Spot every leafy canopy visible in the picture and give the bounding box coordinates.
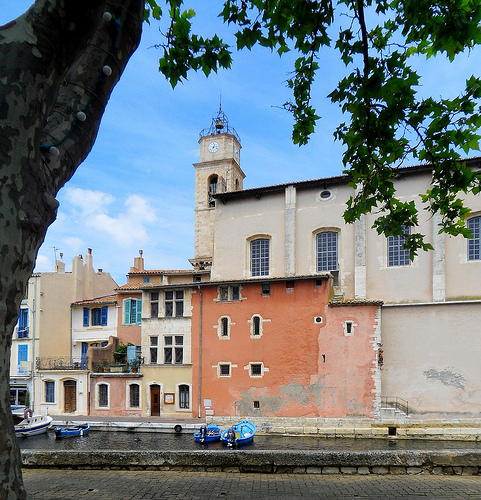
[147,0,481,256]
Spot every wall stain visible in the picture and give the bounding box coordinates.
[424,368,466,390]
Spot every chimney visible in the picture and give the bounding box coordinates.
[55,252,65,273]
[130,249,145,273]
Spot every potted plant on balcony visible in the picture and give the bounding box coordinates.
[129,358,141,373]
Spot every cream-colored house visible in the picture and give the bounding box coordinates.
[193,108,481,419]
[139,268,205,418]
[10,249,117,415]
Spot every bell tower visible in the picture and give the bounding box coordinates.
[191,107,245,270]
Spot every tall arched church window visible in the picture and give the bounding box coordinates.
[468,216,481,261]
[316,231,338,272]
[251,238,270,277]
[387,225,411,266]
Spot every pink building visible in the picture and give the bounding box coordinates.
[191,276,382,419]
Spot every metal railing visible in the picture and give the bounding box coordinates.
[36,356,87,371]
[381,396,409,416]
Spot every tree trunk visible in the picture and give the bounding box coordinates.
[0,1,143,497]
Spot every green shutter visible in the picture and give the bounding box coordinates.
[136,299,142,324]
[124,299,131,324]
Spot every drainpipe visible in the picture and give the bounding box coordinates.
[197,285,203,418]
[31,277,37,413]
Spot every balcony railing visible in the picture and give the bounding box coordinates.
[17,327,29,339]
[381,396,409,416]
[36,356,87,371]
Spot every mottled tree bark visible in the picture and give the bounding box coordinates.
[0,1,143,497]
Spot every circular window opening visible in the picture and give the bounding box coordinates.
[320,190,331,199]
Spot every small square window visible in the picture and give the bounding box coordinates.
[250,364,262,376]
[286,281,295,289]
[220,364,230,376]
[253,400,260,409]
[193,274,202,283]
[261,283,270,296]
[143,277,150,283]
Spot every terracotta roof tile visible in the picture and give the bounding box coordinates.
[72,294,117,306]
[329,298,383,306]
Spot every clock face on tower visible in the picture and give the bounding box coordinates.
[208,141,219,153]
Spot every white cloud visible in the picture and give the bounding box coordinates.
[62,188,158,247]
[65,187,115,216]
[63,237,84,253]
[34,254,53,273]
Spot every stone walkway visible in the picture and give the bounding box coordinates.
[23,469,481,499]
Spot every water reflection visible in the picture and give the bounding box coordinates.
[18,431,481,452]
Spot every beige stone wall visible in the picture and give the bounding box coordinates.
[381,301,481,416]
[211,191,286,280]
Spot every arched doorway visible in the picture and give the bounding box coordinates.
[150,384,161,416]
[64,380,77,413]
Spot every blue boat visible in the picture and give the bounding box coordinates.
[220,420,256,447]
[194,424,221,443]
[53,422,89,439]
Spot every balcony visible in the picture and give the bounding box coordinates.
[36,356,87,371]
[17,327,29,339]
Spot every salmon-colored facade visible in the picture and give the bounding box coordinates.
[191,277,382,419]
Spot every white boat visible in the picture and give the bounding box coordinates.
[14,412,53,437]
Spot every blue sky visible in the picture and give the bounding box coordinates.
[3,2,481,284]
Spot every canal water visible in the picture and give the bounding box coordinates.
[18,431,481,452]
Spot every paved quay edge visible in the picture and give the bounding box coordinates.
[21,449,481,475]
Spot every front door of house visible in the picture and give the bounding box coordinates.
[64,380,77,413]
[150,384,161,416]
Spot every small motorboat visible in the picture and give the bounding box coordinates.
[53,422,89,439]
[14,411,53,437]
[194,424,221,443]
[220,420,256,447]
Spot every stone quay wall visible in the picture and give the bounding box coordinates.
[21,450,481,476]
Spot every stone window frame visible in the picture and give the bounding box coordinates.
[95,381,110,410]
[216,316,234,340]
[126,382,141,409]
[248,314,270,339]
[215,362,236,378]
[245,362,269,378]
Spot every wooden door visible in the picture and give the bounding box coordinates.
[64,380,77,413]
[150,384,161,416]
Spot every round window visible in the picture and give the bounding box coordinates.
[320,190,331,199]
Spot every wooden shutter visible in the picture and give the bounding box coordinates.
[124,299,131,324]
[101,306,108,326]
[136,299,142,323]
[83,307,89,327]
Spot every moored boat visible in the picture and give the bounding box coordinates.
[194,423,221,443]
[53,422,90,439]
[14,412,53,437]
[220,420,256,447]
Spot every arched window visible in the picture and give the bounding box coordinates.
[209,174,218,195]
[316,231,338,272]
[387,225,411,266]
[251,238,270,277]
[253,316,261,336]
[468,216,481,260]
[129,384,140,408]
[98,383,108,408]
[178,384,190,409]
[221,317,229,337]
